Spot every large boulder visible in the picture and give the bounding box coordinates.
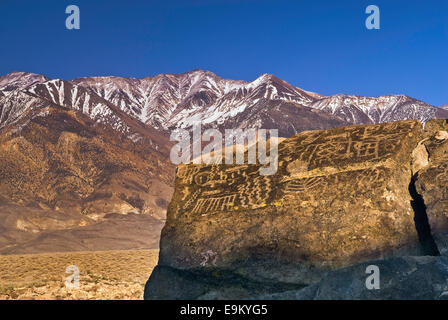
[145,121,426,299]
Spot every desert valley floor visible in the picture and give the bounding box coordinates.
[0,249,159,300]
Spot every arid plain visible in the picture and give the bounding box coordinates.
[0,249,158,300]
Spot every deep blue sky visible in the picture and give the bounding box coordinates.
[0,0,447,105]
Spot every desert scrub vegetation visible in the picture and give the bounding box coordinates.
[0,249,158,300]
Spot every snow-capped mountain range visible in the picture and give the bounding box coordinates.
[1,70,447,143]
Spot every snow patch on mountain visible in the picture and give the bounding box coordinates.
[1,70,447,144]
[308,94,444,124]
[0,72,49,93]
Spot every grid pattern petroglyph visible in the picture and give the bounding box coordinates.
[284,176,326,193]
[191,194,238,214]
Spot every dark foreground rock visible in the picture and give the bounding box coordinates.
[145,121,435,299]
[257,255,448,300]
[144,265,305,300]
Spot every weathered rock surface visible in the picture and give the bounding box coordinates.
[410,119,448,257]
[257,255,448,300]
[415,119,448,236]
[145,120,428,299]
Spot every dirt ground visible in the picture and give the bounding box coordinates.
[0,249,159,300]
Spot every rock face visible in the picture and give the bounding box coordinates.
[414,119,448,248]
[145,120,428,299]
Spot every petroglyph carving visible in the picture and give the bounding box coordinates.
[434,163,448,190]
[285,176,326,193]
[177,122,417,216]
[280,123,415,170]
[282,167,387,201]
[353,138,380,158]
[189,165,259,189]
[177,165,200,184]
[194,171,211,186]
[200,250,217,267]
[180,186,191,201]
[237,176,273,208]
[279,131,322,153]
[356,167,386,186]
[202,190,223,196]
[184,190,202,210]
[191,194,238,214]
[286,159,309,174]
